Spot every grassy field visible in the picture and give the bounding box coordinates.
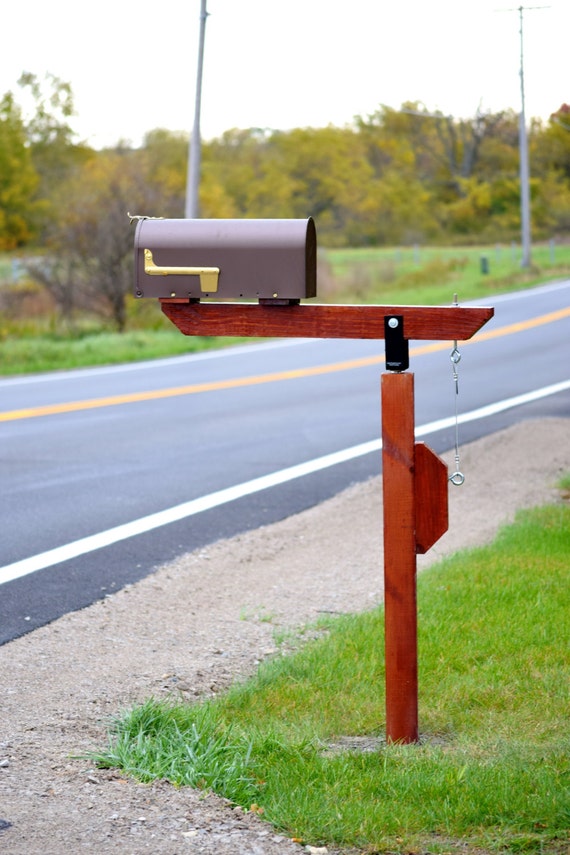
[320,242,570,305]
[95,499,570,854]
[0,242,569,375]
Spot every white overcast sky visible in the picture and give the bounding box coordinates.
[2,1,568,149]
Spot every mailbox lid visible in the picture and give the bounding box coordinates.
[134,217,316,299]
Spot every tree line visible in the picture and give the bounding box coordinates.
[1,73,569,329]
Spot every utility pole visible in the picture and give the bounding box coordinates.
[185,0,209,218]
[518,5,532,268]
[515,5,549,268]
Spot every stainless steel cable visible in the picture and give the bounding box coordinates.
[449,294,465,486]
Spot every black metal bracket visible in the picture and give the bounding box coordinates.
[384,315,409,372]
[258,298,301,306]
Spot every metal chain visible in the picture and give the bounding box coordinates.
[449,294,465,486]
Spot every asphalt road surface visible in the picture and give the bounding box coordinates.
[1,281,569,644]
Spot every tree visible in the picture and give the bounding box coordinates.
[27,134,190,331]
[25,252,85,328]
[0,92,40,248]
[204,128,278,217]
[48,150,149,331]
[205,126,377,245]
[533,105,570,181]
[273,126,374,242]
[138,129,188,215]
[17,72,92,238]
[356,106,441,243]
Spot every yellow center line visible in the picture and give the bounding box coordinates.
[1,306,569,423]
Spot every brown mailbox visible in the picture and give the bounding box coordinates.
[133,217,317,300]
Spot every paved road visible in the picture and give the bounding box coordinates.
[1,281,569,643]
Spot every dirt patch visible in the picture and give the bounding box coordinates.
[1,418,569,854]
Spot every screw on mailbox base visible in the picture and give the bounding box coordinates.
[258,298,301,306]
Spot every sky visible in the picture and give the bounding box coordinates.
[2,0,568,150]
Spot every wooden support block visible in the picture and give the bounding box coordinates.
[414,442,449,554]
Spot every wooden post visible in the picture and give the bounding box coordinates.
[381,372,418,743]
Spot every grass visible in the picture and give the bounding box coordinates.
[0,327,247,375]
[1,241,569,375]
[322,242,570,305]
[94,499,570,854]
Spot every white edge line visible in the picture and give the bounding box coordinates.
[1,379,569,586]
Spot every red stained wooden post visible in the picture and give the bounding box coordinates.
[381,372,418,743]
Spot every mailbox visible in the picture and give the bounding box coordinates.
[133,217,317,300]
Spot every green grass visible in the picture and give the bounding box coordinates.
[0,327,247,375]
[322,242,570,305]
[94,500,570,854]
[1,241,569,375]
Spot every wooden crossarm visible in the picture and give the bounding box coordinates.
[160,300,493,341]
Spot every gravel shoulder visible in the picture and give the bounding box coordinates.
[1,417,569,854]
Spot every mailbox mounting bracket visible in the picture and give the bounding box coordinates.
[258,298,301,307]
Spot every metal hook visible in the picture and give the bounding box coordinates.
[449,471,465,486]
[127,212,165,224]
